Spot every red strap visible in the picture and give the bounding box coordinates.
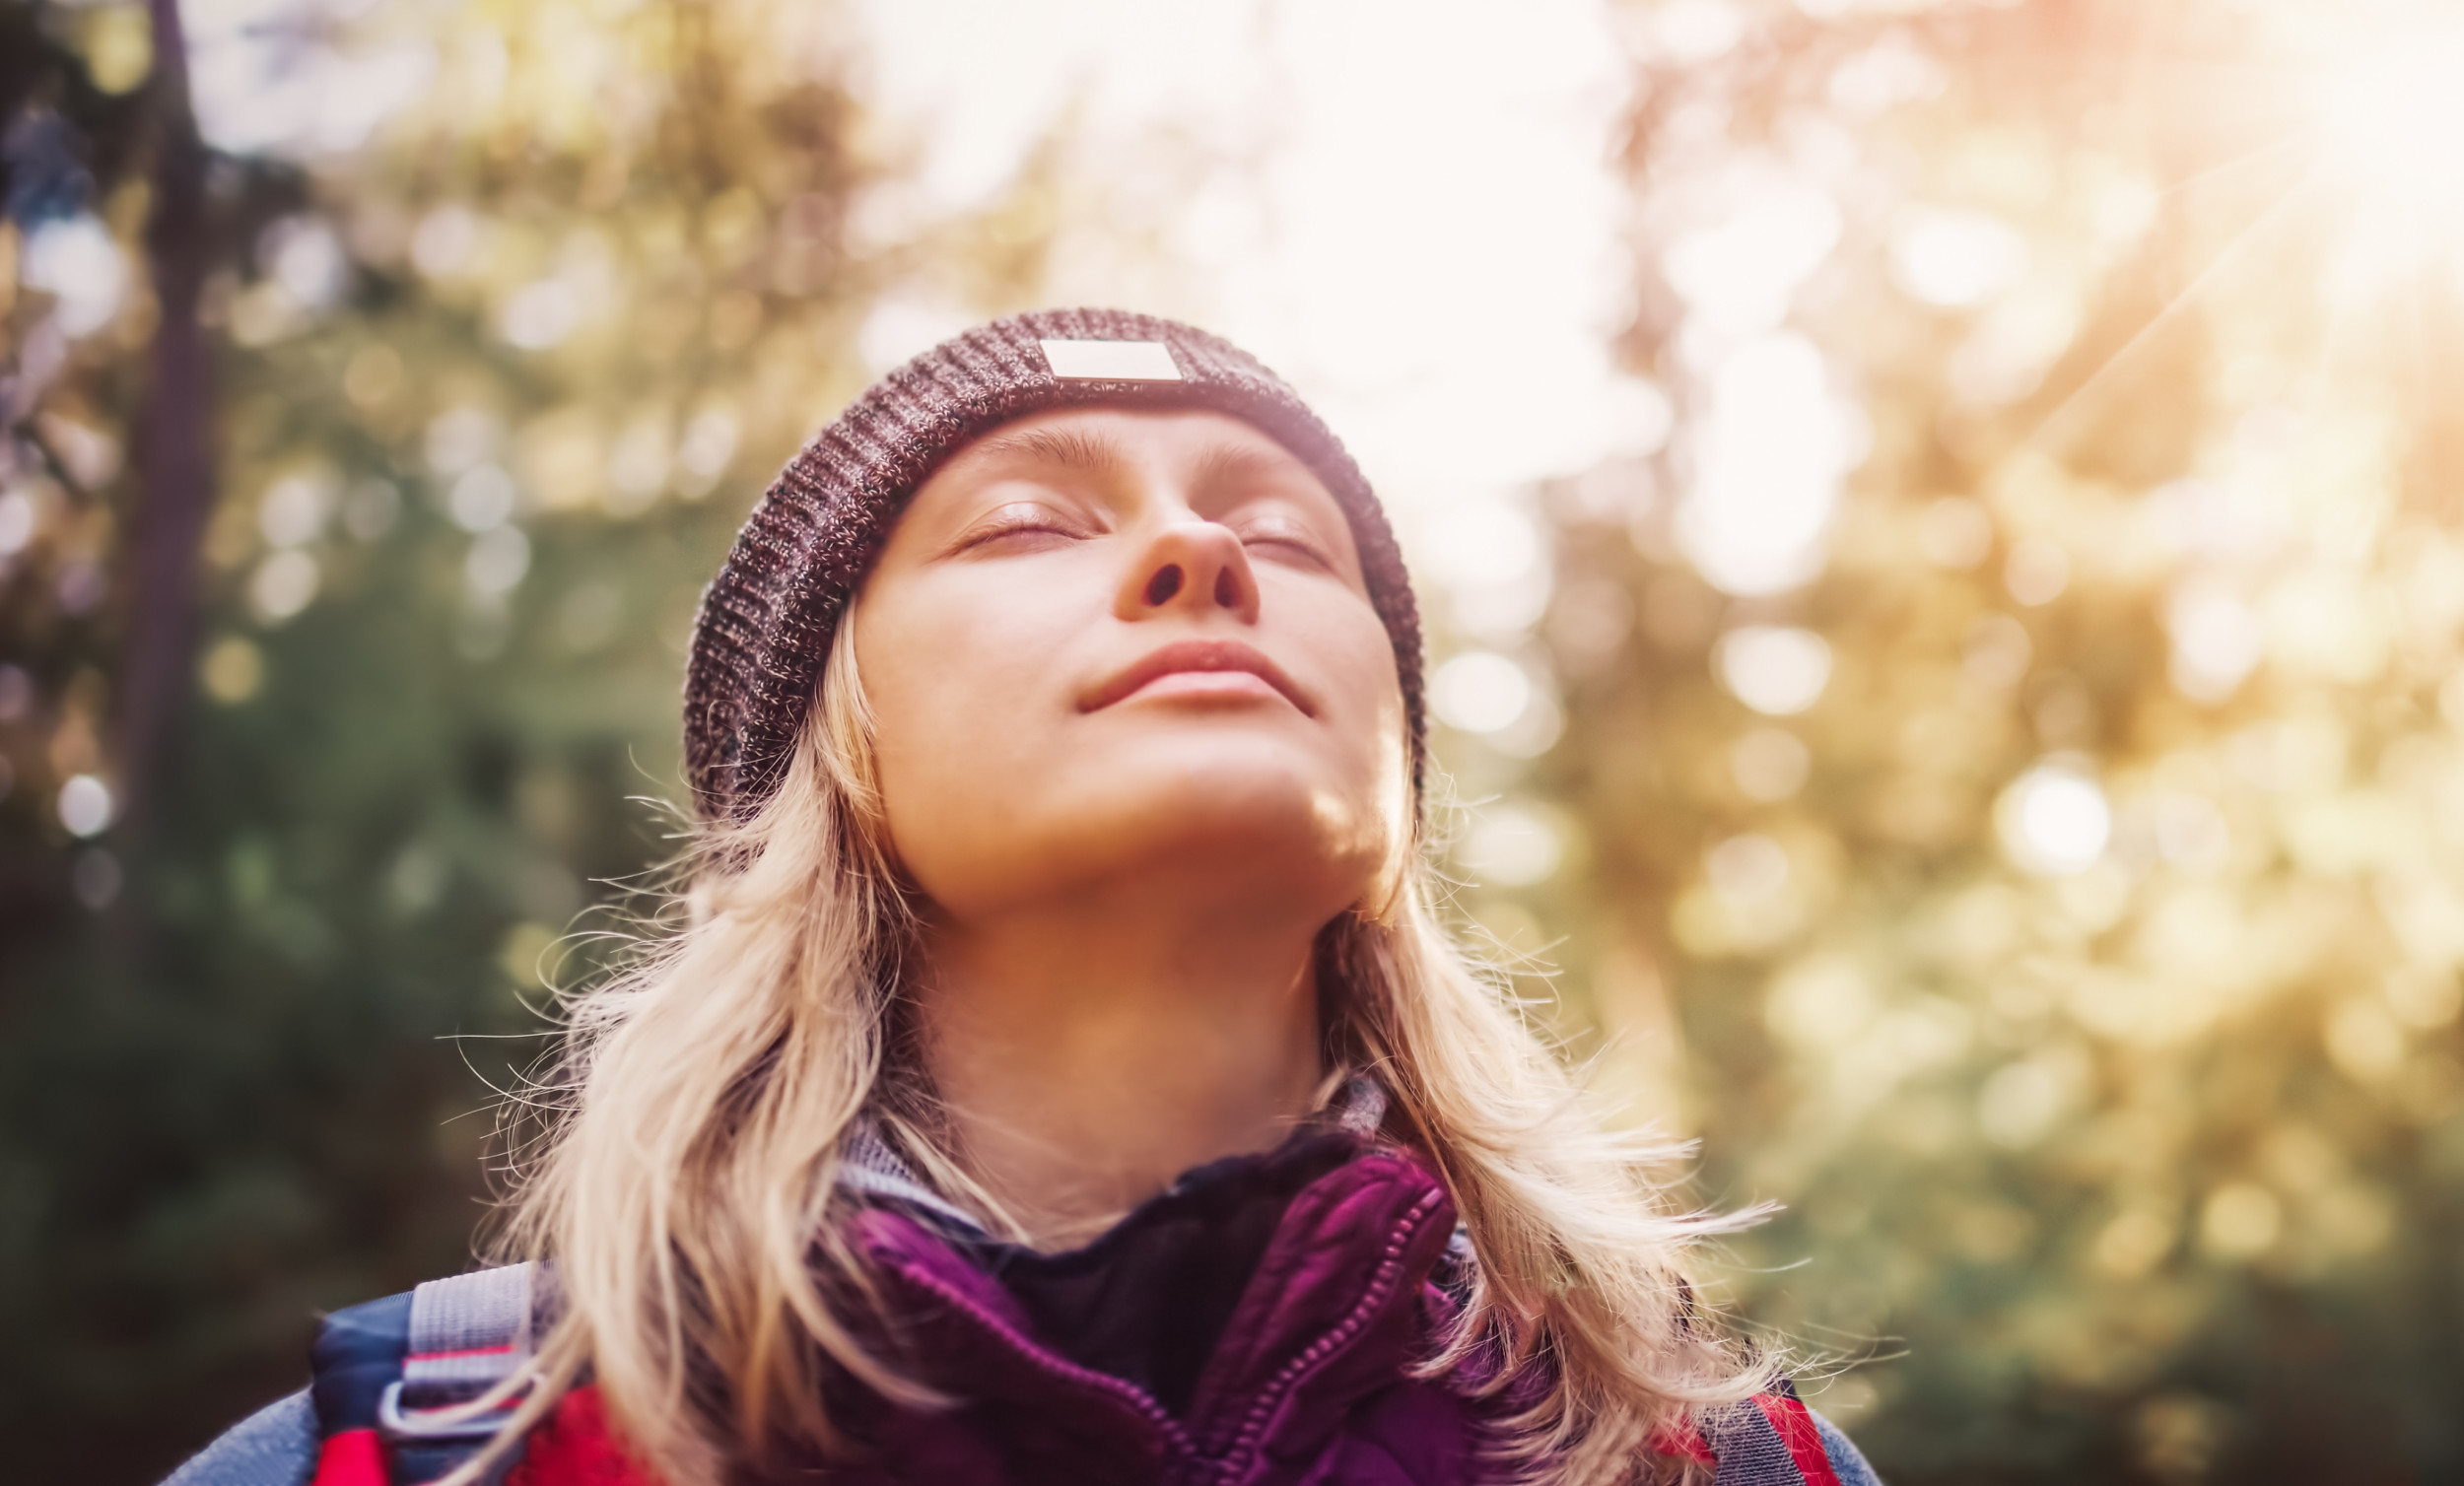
[407,1343,520,1363]
[507,1385,661,1486]
[308,1428,387,1486]
[1650,1418,1719,1464]
[1754,1392,1844,1486]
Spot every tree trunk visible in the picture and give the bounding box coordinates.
[113,0,212,834]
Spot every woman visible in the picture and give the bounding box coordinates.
[169,309,1879,1486]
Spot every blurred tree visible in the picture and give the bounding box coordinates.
[0,1,1057,1477]
[119,0,216,834]
[1486,1,2464,1480]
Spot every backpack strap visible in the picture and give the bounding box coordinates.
[159,1390,318,1486]
[375,1263,545,1485]
[1649,1380,1882,1486]
[1682,1379,1870,1486]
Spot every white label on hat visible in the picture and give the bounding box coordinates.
[1039,339,1183,381]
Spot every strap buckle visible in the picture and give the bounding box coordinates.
[376,1380,520,1442]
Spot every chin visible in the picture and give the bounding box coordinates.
[1034,744,1393,912]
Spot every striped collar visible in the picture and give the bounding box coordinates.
[834,1074,1392,1239]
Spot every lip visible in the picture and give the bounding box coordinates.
[1082,639,1316,716]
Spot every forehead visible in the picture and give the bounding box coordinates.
[934,405,1320,482]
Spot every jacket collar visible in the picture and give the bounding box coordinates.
[846,1145,1460,1477]
[832,1078,1468,1476]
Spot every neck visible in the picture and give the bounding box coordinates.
[917,891,1329,1249]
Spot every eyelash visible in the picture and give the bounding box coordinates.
[1238,529,1329,566]
[960,511,1082,549]
[957,512,1330,567]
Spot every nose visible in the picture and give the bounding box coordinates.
[1115,520,1262,626]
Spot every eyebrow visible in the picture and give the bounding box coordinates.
[964,426,1127,474]
[1190,439,1307,492]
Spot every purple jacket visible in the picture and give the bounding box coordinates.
[835,1140,1486,1483]
[164,1112,1881,1485]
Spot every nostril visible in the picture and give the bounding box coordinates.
[1214,568,1240,608]
[1144,565,1185,605]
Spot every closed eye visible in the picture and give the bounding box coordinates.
[952,504,1094,554]
[1233,521,1336,572]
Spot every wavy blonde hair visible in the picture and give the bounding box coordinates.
[463,613,1771,1485]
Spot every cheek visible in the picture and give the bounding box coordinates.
[854,574,1074,861]
[1292,591,1414,847]
[1318,598,1407,759]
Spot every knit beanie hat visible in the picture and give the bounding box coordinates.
[683,307,1426,821]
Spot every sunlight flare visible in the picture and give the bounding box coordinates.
[2320,21,2464,212]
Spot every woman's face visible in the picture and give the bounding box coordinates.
[855,406,1408,926]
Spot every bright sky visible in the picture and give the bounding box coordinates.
[850,0,1650,521]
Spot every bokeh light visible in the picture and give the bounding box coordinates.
[1432,650,1535,735]
[55,774,112,839]
[1996,763,2112,877]
[1715,626,1833,716]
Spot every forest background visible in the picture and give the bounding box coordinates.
[8,0,2464,1480]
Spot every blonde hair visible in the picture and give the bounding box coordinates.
[468,615,1772,1485]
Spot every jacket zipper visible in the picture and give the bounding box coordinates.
[1204,1187,1447,1486]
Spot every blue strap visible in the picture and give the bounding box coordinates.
[1813,1410,1885,1486]
[156,1389,316,1486]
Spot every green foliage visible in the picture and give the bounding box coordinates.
[1483,2,2464,1480]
